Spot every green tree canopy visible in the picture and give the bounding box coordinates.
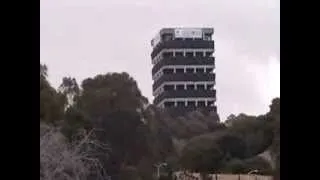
[40,63,66,124]
[179,135,224,174]
[40,64,280,179]
[65,72,151,178]
[226,114,274,157]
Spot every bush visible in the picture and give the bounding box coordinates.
[40,123,109,180]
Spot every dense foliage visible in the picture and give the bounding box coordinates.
[40,63,280,180]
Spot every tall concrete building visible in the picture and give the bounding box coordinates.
[151,28,216,115]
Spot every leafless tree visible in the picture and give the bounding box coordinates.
[40,123,110,180]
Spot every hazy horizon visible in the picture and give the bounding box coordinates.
[41,0,280,120]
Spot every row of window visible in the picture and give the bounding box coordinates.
[153,83,215,97]
[153,34,212,48]
[161,34,212,41]
[164,51,213,57]
[163,100,215,108]
[163,84,214,90]
[152,49,214,65]
[153,67,214,81]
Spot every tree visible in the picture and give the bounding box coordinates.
[57,77,87,140]
[226,114,274,157]
[162,110,223,139]
[183,111,222,136]
[142,105,175,162]
[271,120,280,174]
[179,135,224,176]
[68,73,150,178]
[268,98,280,175]
[213,132,247,159]
[77,72,147,118]
[40,64,48,80]
[269,98,280,117]
[178,130,246,174]
[59,77,80,107]
[40,64,66,124]
[40,63,280,178]
[61,106,92,141]
[225,114,237,126]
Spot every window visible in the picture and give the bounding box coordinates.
[206,68,213,73]
[198,101,205,107]
[176,52,183,57]
[204,33,211,41]
[187,101,196,107]
[164,85,174,91]
[186,68,194,73]
[196,68,204,73]
[187,84,195,90]
[213,106,217,112]
[176,84,184,90]
[163,52,173,58]
[207,84,214,90]
[164,101,174,108]
[186,52,193,57]
[163,68,174,74]
[208,101,214,106]
[195,52,203,57]
[177,101,185,107]
[176,68,184,73]
[205,51,213,57]
[197,84,205,90]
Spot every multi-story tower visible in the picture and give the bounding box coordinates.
[151,28,216,116]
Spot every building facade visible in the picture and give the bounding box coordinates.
[151,28,216,115]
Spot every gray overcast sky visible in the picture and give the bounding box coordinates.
[40,0,280,120]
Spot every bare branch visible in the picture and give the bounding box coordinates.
[40,123,110,180]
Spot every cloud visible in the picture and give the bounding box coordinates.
[41,0,280,120]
